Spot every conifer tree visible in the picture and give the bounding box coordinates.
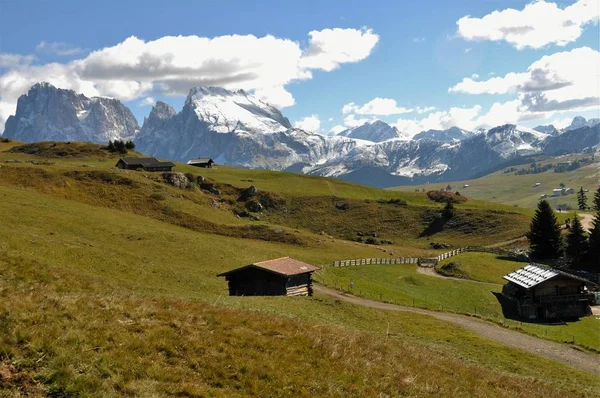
[527,200,563,260]
[587,215,600,271]
[442,200,455,219]
[565,214,587,266]
[577,187,587,210]
[594,186,600,212]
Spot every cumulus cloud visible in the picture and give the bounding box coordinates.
[0,53,36,68]
[36,41,88,56]
[449,47,600,114]
[393,105,482,137]
[342,98,412,116]
[299,28,379,71]
[343,114,377,128]
[457,0,599,49]
[294,115,321,132]
[138,97,156,107]
[329,125,346,135]
[0,28,378,131]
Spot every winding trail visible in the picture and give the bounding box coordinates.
[415,266,498,285]
[580,213,594,232]
[314,284,600,376]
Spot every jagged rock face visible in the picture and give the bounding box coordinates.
[3,82,139,144]
[533,124,559,136]
[565,116,600,131]
[338,120,405,142]
[413,127,472,142]
[543,124,600,154]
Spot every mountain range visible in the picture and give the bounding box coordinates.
[2,82,599,187]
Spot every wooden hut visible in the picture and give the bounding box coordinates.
[502,264,596,320]
[187,158,214,168]
[116,157,174,172]
[217,257,319,296]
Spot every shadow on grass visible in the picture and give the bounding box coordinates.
[419,216,449,238]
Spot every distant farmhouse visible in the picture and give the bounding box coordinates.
[187,158,214,168]
[218,257,319,297]
[116,157,174,172]
[502,264,596,321]
[551,188,563,197]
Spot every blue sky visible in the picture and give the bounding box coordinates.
[0,0,598,136]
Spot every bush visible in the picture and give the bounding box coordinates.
[1,138,11,143]
[427,190,467,204]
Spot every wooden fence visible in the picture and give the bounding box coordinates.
[332,246,528,268]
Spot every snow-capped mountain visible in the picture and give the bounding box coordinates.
[565,116,600,131]
[412,127,473,142]
[533,124,559,136]
[135,87,362,169]
[3,83,599,188]
[3,82,139,143]
[337,120,406,142]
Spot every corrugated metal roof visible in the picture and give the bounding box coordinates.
[218,257,320,277]
[503,264,559,289]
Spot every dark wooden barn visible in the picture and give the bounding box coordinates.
[116,157,174,172]
[187,158,214,168]
[217,257,320,296]
[502,264,596,321]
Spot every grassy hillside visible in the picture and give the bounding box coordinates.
[1,141,599,396]
[390,152,600,209]
[321,252,600,351]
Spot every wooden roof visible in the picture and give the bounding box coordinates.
[218,257,320,277]
[118,157,174,167]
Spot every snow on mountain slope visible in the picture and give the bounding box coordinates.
[2,82,139,143]
[338,120,407,142]
[565,116,600,131]
[187,86,291,134]
[412,126,473,142]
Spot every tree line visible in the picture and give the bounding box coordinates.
[106,140,135,154]
[528,186,600,272]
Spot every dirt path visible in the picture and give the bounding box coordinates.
[314,284,600,376]
[580,213,595,232]
[415,266,499,285]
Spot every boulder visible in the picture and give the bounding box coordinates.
[335,201,350,210]
[247,200,264,212]
[162,172,189,189]
[239,185,258,200]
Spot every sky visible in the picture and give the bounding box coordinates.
[0,0,598,138]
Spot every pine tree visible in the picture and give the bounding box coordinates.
[577,187,587,210]
[107,140,115,151]
[442,201,455,219]
[527,200,563,260]
[565,214,588,266]
[587,215,600,271]
[594,186,600,212]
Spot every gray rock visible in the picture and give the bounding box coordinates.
[247,200,263,212]
[162,172,189,189]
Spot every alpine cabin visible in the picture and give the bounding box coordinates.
[116,157,174,172]
[502,264,596,321]
[187,158,214,168]
[217,257,319,297]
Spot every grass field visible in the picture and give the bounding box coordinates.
[390,152,600,209]
[1,141,599,396]
[320,252,600,352]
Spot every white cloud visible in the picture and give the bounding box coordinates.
[328,117,334,122]
[412,37,426,43]
[457,0,599,50]
[0,53,36,68]
[471,73,479,79]
[299,28,379,71]
[36,41,88,56]
[464,48,472,53]
[393,105,482,137]
[416,106,436,114]
[294,115,321,132]
[0,28,378,131]
[449,47,600,114]
[343,114,376,128]
[342,98,412,116]
[329,125,346,135]
[138,97,156,107]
